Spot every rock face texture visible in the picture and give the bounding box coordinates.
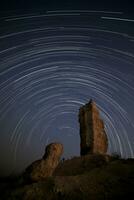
[24,143,63,182]
[79,100,108,155]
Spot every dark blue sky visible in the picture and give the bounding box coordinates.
[0,0,134,13]
[0,1,134,176]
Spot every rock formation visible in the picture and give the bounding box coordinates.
[79,100,108,155]
[23,143,63,182]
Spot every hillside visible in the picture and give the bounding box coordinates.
[0,154,134,200]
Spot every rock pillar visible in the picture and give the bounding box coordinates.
[79,100,108,155]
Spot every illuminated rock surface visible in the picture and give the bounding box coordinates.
[79,100,108,155]
[24,143,63,181]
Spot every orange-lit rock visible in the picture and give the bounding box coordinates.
[24,143,63,181]
[79,100,108,155]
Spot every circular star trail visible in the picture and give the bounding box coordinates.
[0,10,134,175]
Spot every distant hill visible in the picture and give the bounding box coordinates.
[0,154,134,200]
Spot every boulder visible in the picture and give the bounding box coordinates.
[24,143,63,182]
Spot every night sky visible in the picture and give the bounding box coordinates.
[0,0,134,176]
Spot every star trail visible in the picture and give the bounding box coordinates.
[0,10,134,175]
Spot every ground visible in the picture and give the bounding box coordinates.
[0,154,134,200]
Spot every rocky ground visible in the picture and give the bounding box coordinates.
[0,154,134,200]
